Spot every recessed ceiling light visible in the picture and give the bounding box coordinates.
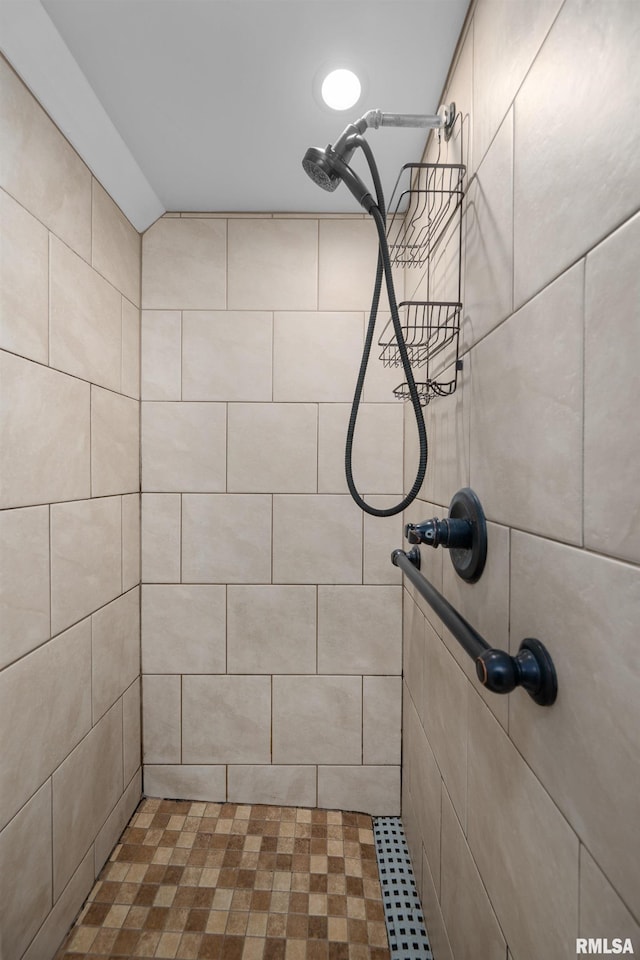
[321,68,362,111]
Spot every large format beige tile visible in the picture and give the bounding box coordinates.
[422,619,469,824]
[0,351,90,508]
[584,213,640,564]
[142,674,181,764]
[0,188,48,363]
[50,236,122,392]
[141,493,181,583]
[273,313,363,402]
[52,701,123,896]
[141,311,181,400]
[22,848,94,960]
[50,497,122,634]
[94,771,141,877]
[0,505,50,669]
[123,679,141,787]
[363,676,402,765]
[92,181,140,305]
[272,676,362,764]
[122,493,141,591]
[272,495,363,585]
[0,781,52,960]
[0,57,91,259]
[121,298,140,400]
[510,532,640,917]
[227,585,316,674]
[144,765,226,803]
[142,584,226,674]
[182,494,271,583]
[318,403,404,495]
[420,848,454,960]
[318,766,400,816]
[91,388,139,497]
[0,620,91,832]
[227,403,317,493]
[513,0,640,307]
[468,690,579,960]
[228,766,317,808]
[472,0,563,167]
[182,676,271,763]
[142,217,226,309]
[362,497,403,585]
[142,401,226,492]
[464,110,513,349]
[91,588,140,722]
[182,311,272,401]
[579,847,640,948]
[318,218,379,311]
[402,694,442,890]
[317,586,401,675]
[403,593,425,721]
[470,264,583,541]
[228,218,317,310]
[441,789,506,960]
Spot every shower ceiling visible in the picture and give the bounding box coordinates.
[0,0,469,230]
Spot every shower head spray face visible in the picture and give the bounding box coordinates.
[302,146,341,192]
[302,142,375,212]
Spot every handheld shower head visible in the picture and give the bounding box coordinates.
[302,141,375,212]
[302,146,341,192]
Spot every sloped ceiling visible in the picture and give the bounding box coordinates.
[1,0,469,229]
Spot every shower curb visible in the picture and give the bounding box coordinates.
[372,817,434,960]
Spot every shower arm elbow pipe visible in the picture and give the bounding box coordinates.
[331,104,455,160]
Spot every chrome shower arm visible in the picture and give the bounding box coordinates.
[361,103,456,139]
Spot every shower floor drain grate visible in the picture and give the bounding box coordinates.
[372,817,433,960]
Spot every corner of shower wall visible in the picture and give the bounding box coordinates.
[0,54,142,960]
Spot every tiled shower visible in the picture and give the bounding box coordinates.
[1,1,639,960]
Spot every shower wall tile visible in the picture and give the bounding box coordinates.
[52,701,124,896]
[272,495,362,584]
[228,765,317,808]
[420,849,454,960]
[142,584,226,674]
[463,109,513,350]
[472,0,562,168]
[579,847,640,947]
[182,675,271,764]
[362,497,403,585]
[141,493,181,583]
[227,218,317,310]
[0,619,91,832]
[182,311,272,401]
[318,218,379,311]
[94,770,141,877]
[122,493,141,592]
[0,781,52,960]
[123,679,141,787]
[182,494,271,583]
[362,676,402,765]
[513,0,640,307]
[272,676,362,764]
[92,181,141,306]
[440,790,506,960]
[469,264,583,542]
[141,311,182,400]
[273,312,363,402]
[467,690,579,960]
[121,298,140,400]
[318,402,403,495]
[317,586,402,675]
[0,351,90,509]
[510,532,640,916]
[0,56,91,260]
[317,766,400,816]
[50,497,122,634]
[141,401,226,492]
[91,588,140,722]
[142,217,226,309]
[21,848,94,960]
[0,188,49,364]
[403,694,442,891]
[227,585,316,674]
[227,403,318,493]
[584,213,640,564]
[142,674,181,764]
[144,765,226,803]
[91,388,139,497]
[50,235,122,393]
[0,505,50,669]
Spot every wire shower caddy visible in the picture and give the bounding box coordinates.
[379,161,466,404]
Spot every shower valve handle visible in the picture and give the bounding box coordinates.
[404,517,472,549]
